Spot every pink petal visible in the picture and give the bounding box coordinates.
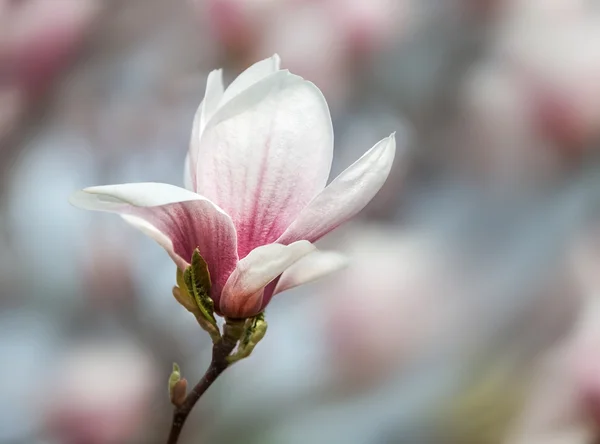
[219,241,315,318]
[69,183,238,303]
[195,70,334,258]
[277,133,396,245]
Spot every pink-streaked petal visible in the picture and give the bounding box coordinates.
[220,241,315,317]
[69,183,238,302]
[189,69,225,189]
[277,133,396,245]
[218,54,281,106]
[273,250,348,295]
[196,71,334,258]
[189,57,278,187]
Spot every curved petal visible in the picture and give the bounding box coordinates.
[273,250,348,295]
[277,133,396,245]
[69,182,203,209]
[196,70,334,258]
[69,183,238,302]
[219,54,281,106]
[188,69,225,189]
[220,241,315,318]
[201,69,225,131]
[259,250,348,309]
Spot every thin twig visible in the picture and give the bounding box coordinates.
[166,337,238,444]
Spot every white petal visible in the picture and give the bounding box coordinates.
[188,69,225,189]
[273,250,348,295]
[69,183,238,300]
[277,133,397,245]
[69,182,203,209]
[187,55,283,193]
[196,71,334,258]
[220,240,315,317]
[201,69,225,130]
[219,54,281,106]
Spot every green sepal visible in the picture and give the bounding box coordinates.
[227,313,268,364]
[183,249,217,326]
[174,276,221,342]
[173,253,221,342]
[172,269,197,313]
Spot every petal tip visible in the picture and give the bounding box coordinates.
[68,189,98,210]
[323,252,350,273]
[68,189,86,208]
[68,187,129,212]
[272,250,350,296]
[386,132,397,147]
[368,133,397,169]
[271,53,281,69]
[207,68,223,82]
[289,239,317,255]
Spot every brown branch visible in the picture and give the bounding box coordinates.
[166,320,245,444]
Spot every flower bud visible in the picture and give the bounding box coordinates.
[168,363,187,407]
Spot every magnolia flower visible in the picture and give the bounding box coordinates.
[70,55,396,318]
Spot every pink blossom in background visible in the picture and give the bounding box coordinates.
[460,3,600,185]
[203,0,405,57]
[503,300,600,444]
[256,2,351,107]
[569,236,600,432]
[462,0,505,19]
[504,347,594,444]
[501,0,588,20]
[0,0,100,139]
[45,342,156,444]
[571,300,600,433]
[70,55,396,318]
[505,236,600,444]
[325,0,405,56]
[496,3,600,152]
[200,0,408,105]
[461,63,562,185]
[322,227,456,389]
[3,0,100,95]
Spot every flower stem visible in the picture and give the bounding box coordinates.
[166,335,238,444]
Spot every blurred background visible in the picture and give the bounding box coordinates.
[3,0,600,443]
